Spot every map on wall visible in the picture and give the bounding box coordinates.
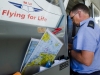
[21,29,63,74]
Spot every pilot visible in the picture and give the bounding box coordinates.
[69,3,100,75]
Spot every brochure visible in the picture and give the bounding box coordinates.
[20,38,39,71]
[21,29,63,74]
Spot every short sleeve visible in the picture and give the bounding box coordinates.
[73,27,97,52]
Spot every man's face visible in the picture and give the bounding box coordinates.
[70,11,80,26]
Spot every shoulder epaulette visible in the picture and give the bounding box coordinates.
[87,20,94,29]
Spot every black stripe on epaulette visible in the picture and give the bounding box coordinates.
[87,20,94,29]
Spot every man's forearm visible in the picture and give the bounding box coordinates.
[71,50,85,65]
[71,50,90,65]
[70,50,94,66]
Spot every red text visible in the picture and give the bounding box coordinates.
[38,16,47,21]
[28,14,36,20]
[23,1,32,5]
[2,10,25,19]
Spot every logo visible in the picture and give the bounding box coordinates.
[8,1,42,12]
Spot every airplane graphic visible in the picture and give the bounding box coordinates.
[8,1,42,12]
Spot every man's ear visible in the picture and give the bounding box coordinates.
[78,10,81,18]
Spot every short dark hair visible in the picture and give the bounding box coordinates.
[70,3,90,16]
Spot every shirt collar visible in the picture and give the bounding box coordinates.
[80,17,94,26]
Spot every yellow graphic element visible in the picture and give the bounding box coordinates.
[42,32,50,42]
[22,52,55,75]
[55,43,59,46]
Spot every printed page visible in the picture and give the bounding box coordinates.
[20,38,39,71]
[22,29,63,73]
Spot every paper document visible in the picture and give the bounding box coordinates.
[21,29,63,74]
[20,38,39,71]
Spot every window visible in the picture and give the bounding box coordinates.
[92,3,100,26]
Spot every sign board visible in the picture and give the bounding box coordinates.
[0,0,62,28]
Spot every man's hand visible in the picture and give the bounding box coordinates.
[68,43,72,50]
